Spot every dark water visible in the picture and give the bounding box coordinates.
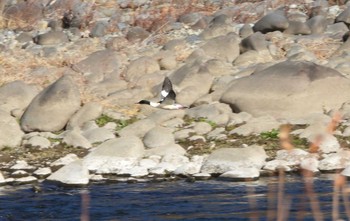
[0,174,348,221]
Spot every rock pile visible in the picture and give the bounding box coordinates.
[1,0,350,185]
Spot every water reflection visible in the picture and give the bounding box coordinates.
[0,174,349,220]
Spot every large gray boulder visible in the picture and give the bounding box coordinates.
[284,21,311,35]
[0,80,39,114]
[72,49,119,83]
[66,102,103,129]
[306,15,327,34]
[0,110,24,149]
[34,31,69,45]
[200,33,240,63]
[124,56,160,82]
[118,119,156,138]
[201,145,267,174]
[240,32,268,53]
[220,61,350,119]
[186,103,232,126]
[335,7,350,25]
[167,61,214,106]
[20,75,81,132]
[143,126,175,149]
[253,10,289,33]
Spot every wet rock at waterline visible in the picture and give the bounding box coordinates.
[46,160,89,185]
[200,145,267,174]
[83,136,145,173]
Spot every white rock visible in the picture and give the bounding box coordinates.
[89,174,106,181]
[83,136,145,173]
[22,131,39,139]
[174,128,195,140]
[66,102,103,129]
[228,112,252,125]
[263,159,292,172]
[174,162,202,175]
[119,166,149,177]
[201,145,267,174]
[297,124,325,140]
[0,172,5,184]
[341,165,350,177]
[162,154,190,165]
[318,151,350,171]
[193,122,212,135]
[51,153,79,167]
[14,176,38,184]
[288,113,331,126]
[144,144,186,157]
[229,115,280,136]
[0,110,24,149]
[38,132,61,139]
[318,134,340,154]
[11,170,28,177]
[4,178,15,184]
[219,167,260,180]
[207,127,226,140]
[300,156,319,172]
[149,155,190,174]
[46,160,89,185]
[155,162,178,173]
[149,165,168,175]
[275,149,309,166]
[63,129,92,149]
[161,118,184,128]
[328,5,340,17]
[342,126,350,136]
[147,109,186,124]
[118,119,156,138]
[81,121,99,132]
[193,172,211,179]
[82,127,115,144]
[139,158,159,169]
[33,167,52,177]
[26,135,51,148]
[188,135,206,142]
[174,155,206,175]
[143,126,175,149]
[103,122,117,132]
[10,160,35,171]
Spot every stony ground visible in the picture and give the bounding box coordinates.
[1,0,350,185]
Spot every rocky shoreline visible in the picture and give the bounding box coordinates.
[2,0,350,186]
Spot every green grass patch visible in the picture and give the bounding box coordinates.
[95,114,138,130]
[260,129,279,140]
[183,116,217,128]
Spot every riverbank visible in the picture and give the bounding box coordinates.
[1,0,350,186]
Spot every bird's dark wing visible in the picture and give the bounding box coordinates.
[160,77,176,103]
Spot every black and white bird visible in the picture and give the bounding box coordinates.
[137,77,187,110]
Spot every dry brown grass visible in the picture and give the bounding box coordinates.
[300,38,343,60]
[131,0,220,33]
[0,37,107,107]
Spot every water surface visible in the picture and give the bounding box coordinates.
[0,174,347,220]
